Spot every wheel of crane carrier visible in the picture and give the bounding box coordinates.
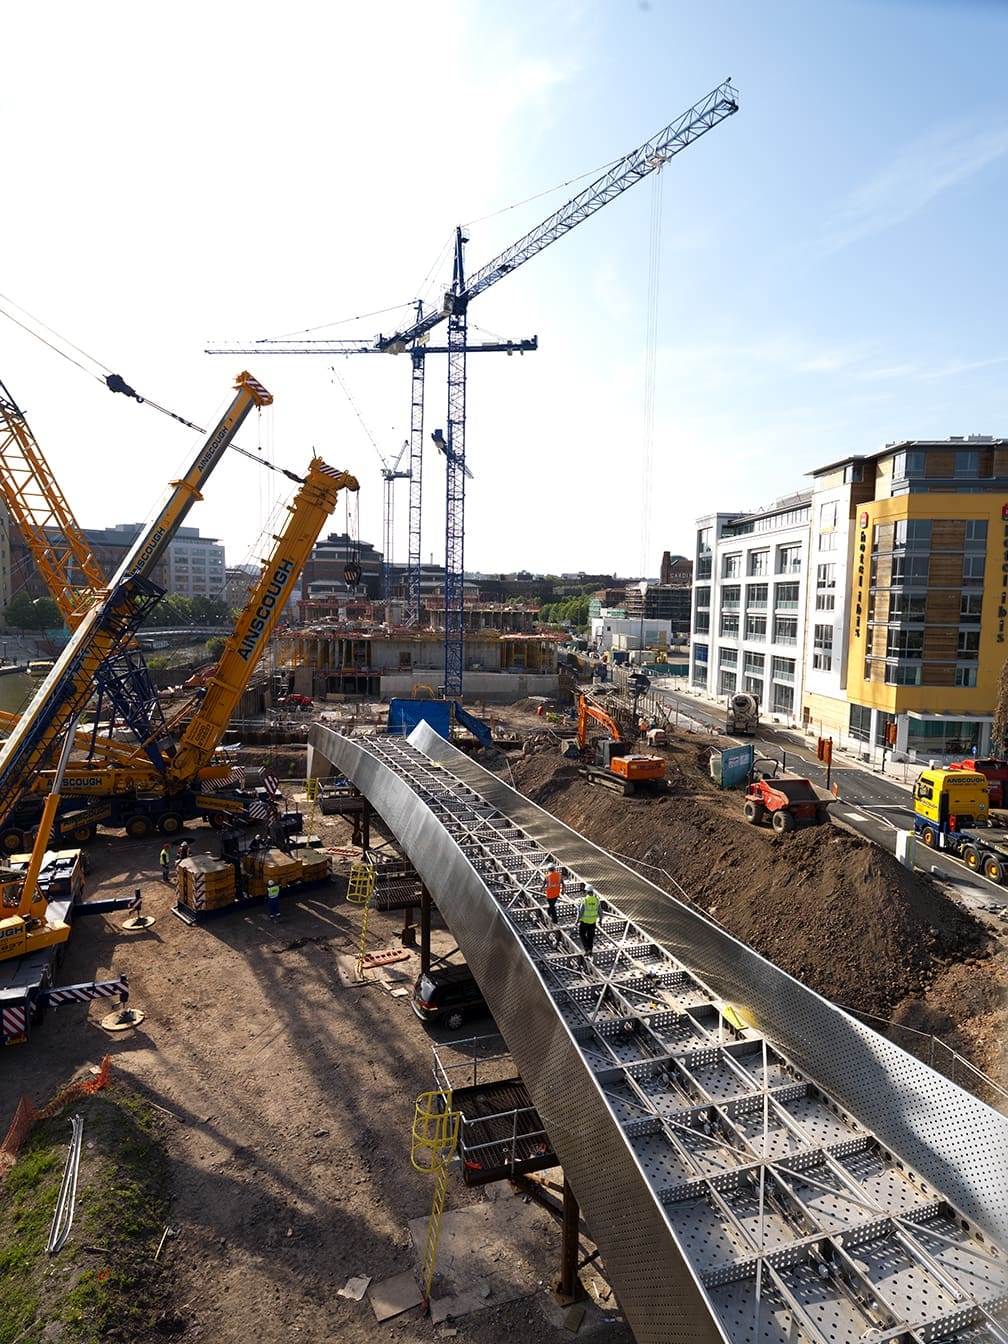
[961,844,981,870]
[68,822,96,845]
[921,826,936,847]
[982,853,1005,884]
[1,827,24,853]
[157,812,183,837]
[743,799,764,825]
[771,809,794,833]
[124,814,153,840]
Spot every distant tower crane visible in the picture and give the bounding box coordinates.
[208,330,535,629]
[381,439,410,602]
[209,78,738,693]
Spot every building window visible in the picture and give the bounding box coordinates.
[955,666,978,687]
[954,450,980,479]
[819,500,837,530]
[748,550,769,577]
[815,564,836,612]
[745,614,767,639]
[960,593,983,624]
[849,702,872,742]
[744,652,765,675]
[964,519,988,549]
[812,624,833,671]
[885,663,922,685]
[891,555,930,586]
[957,630,980,661]
[892,449,926,480]
[694,614,710,635]
[774,583,799,610]
[894,519,931,549]
[963,555,985,587]
[818,531,837,552]
[888,592,927,622]
[718,669,737,695]
[720,613,739,637]
[696,555,712,580]
[843,462,864,484]
[886,629,923,659]
[773,616,798,645]
[777,544,802,575]
[744,676,764,699]
[771,656,795,683]
[695,586,711,610]
[722,585,741,610]
[723,554,742,578]
[772,684,795,716]
[747,584,768,610]
[697,528,712,555]
[719,648,738,668]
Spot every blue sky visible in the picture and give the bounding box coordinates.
[2,0,1006,582]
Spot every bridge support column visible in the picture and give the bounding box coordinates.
[555,1174,580,1305]
[420,884,431,973]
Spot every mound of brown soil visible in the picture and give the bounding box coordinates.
[504,732,1005,1082]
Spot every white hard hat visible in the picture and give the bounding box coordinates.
[585,884,594,894]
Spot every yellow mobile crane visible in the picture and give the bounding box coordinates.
[21,457,359,840]
[0,372,272,845]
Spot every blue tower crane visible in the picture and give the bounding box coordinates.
[209,77,738,694]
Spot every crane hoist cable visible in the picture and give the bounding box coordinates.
[0,291,302,481]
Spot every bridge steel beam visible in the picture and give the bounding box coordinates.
[309,722,1008,1344]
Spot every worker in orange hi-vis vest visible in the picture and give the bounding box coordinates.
[543,863,562,924]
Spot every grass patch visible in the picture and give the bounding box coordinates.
[0,1084,174,1343]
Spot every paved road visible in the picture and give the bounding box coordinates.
[649,681,1008,917]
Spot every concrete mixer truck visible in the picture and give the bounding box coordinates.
[726,692,759,735]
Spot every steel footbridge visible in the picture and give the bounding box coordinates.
[309,722,1008,1344]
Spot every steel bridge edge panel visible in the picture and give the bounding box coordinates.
[311,725,1008,1283]
[310,725,726,1344]
[404,725,1008,1246]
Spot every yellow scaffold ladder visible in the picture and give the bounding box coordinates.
[410,1090,460,1305]
[304,777,320,841]
[346,861,375,978]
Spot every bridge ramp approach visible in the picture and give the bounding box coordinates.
[310,722,1008,1344]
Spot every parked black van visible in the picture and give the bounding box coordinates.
[411,963,489,1030]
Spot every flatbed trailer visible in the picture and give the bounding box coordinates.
[913,817,1008,882]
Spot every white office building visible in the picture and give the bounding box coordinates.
[691,493,812,722]
[167,527,226,600]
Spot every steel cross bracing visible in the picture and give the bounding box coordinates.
[312,726,1008,1344]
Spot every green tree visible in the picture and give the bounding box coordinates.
[3,593,59,633]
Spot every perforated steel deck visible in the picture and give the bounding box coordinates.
[309,724,1008,1344]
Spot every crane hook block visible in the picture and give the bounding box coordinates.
[106,373,144,403]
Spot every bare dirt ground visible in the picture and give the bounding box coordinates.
[3,699,1006,1342]
[2,779,634,1343]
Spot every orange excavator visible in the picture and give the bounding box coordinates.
[575,693,666,796]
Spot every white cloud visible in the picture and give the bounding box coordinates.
[819,121,1008,255]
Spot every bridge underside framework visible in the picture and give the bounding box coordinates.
[309,723,1008,1344]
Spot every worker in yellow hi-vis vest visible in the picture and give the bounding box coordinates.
[577,885,601,956]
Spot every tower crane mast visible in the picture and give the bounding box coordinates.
[209,78,737,691]
[388,77,739,693]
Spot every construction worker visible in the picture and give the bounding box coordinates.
[267,878,281,922]
[577,885,600,956]
[543,863,562,924]
[159,845,170,883]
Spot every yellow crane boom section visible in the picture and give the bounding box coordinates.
[166,458,358,788]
